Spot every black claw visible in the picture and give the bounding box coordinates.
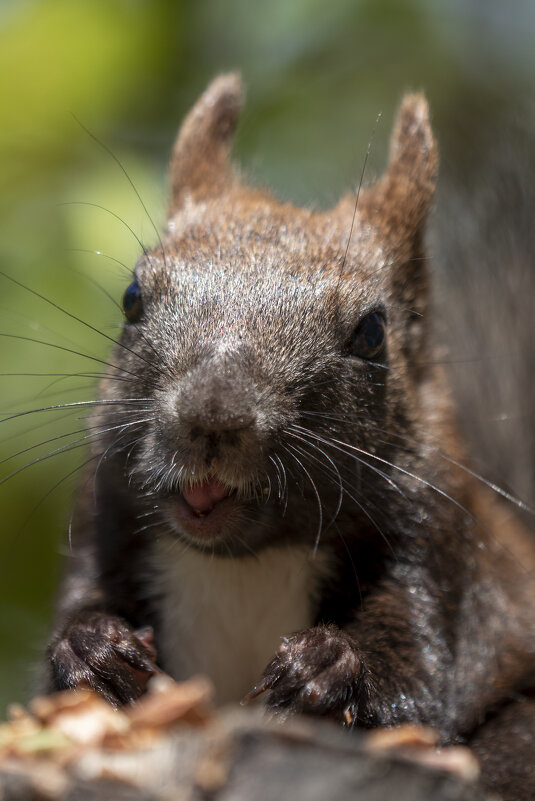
[258,625,364,721]
[48,612,157,705]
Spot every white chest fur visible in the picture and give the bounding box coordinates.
[152,543,329,704]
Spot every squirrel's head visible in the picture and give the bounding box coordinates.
[100,75,441,553]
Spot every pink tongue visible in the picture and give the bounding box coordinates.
[182,478,229,515]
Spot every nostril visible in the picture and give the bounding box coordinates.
[189,428,243,447]
[185,423,251,455]
[186,415,256,442]
[190,426,204,442]
[223,430,240,446]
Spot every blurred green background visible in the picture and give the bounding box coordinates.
[1,0,535,712]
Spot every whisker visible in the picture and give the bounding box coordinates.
[268,455,283,501]
[0,397,152,426]
[72,255,169,368]
[303,427,472,521]
[135,507,161,521]
[0,416,154,488]
[131,518,165,536]
[59,201,152,265]
[71,116,168,272]
[0,408,85,449]
[0,410,153,468]
[287,431,395,557]
[0,270,169,382]
[336,112,381,287]
[229,530,260,559]
[0,372,136,390]
[70,249,131,286]
[0,449,106,566]
[0,332,143,380]
[286,429,344,530]
[439,452,535,515]
[281,442,324,555]
[292,424,408,501]
[300,410,534,516]
[271,451,289,514]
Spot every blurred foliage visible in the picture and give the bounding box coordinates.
[0,0,534,711]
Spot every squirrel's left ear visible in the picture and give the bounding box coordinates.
[169,73,243,213]
[362,93,438,257]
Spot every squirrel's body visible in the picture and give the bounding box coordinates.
[45,76,535,799]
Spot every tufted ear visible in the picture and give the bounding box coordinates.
[362,93,438,258]
[169,73,243,213]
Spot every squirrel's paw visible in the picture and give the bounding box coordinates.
[244,624,366,724]
[47,613,157,707]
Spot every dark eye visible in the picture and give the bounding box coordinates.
[122,280,143,323]
[349,312,386,360]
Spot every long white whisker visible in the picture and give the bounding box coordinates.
[291,424,408,500]
[287,431,395,557]
[286,429,344,528]
[0,416,154,488]
[282,442,324,555]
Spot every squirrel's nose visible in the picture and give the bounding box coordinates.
[175,348,258,447]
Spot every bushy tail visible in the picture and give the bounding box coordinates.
[431,133,535,523]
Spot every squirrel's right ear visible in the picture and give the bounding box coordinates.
[361,93,438,257]
[169,73,243,212]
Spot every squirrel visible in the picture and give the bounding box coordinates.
[44,74,535,800]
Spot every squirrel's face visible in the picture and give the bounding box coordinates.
[96,75,440,554]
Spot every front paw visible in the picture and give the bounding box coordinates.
[246,625,369,724]
[48,612,157,707]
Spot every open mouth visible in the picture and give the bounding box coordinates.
[166,476,238,543]
[181,477,232,517]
